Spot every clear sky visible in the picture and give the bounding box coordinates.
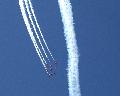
[0,0,119,96]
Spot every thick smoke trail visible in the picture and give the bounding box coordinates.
[19,0,50,75]
[58,0,81,96]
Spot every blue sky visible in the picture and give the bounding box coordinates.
[0,0,120,96]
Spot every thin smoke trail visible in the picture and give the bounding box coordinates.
[22,0,47,66]
[27,0,55,61]
[19,0,50,75]
[58,0,81,96]
[24,0,50,63]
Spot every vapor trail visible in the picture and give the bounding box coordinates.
[58,0,81,96]
[19,0,50,75]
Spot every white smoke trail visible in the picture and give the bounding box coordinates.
[24,0,50,63]
[27,0,55,61]
[19,0,50,75]
[58,0,81,96]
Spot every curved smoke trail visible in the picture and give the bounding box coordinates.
[58,0,81,96]
[27,0,55,61]
[24,0,49,64]
[19,0,54,76]
[19,0,46,70]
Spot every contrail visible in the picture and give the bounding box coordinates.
[19,0,81,94]
[58,0,81,96]
[19,0,51,75]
